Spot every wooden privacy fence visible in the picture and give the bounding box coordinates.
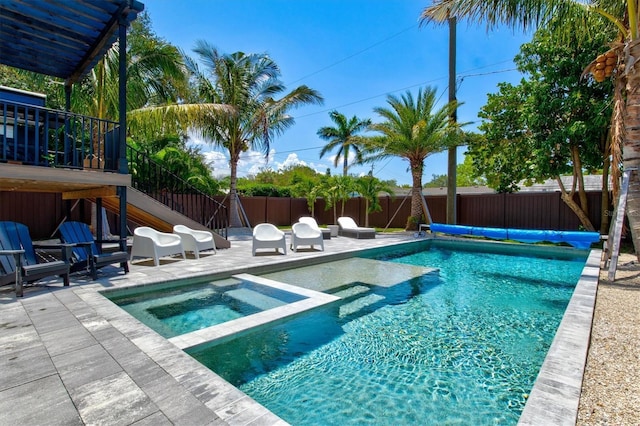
[0,190,607,240]
[216,191,606,231]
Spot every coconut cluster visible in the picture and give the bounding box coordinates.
[592,51,617,82]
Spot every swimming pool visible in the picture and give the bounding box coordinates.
[186,241,587,425]
[104,242,586,424]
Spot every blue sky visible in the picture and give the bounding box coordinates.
[144,0,531,186]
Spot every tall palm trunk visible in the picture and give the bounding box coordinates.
[601,134,611,234]
[364,198,370,227]
[407,160,423,230]
[343,155,348,177]
[228,151,243,228]
[623,73,640,255]
[623,40,640,257]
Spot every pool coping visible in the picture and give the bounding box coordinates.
[518,248,601,425]
[76,237,599,424]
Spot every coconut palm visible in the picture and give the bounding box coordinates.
[74,13,188,121]
[130,40,323,227]
[420,0,640,252]
[366,87,459,230]
[318,111,372,176]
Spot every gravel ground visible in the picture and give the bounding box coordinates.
[577,252,640,425]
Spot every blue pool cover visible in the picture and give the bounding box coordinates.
[430,223,601,249]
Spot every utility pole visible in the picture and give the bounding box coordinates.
[446,15,457,224]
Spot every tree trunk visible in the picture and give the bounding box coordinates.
[364,198,370,227]
[560,191,596,231]
[343,155,348,177]
[228,153,243,228]
[623,40,640,258]
[571,145,589,212]
[600,135,611,234]
[556,176,595,231]
[406,160,423,230]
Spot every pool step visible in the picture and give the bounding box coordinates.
[225,288,289,311]
[339,293,385,318]
[331,284,371,299]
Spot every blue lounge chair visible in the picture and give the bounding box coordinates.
[0,221,70,297]
[59,221,129,279]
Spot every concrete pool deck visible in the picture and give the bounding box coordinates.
[0,231,600,425]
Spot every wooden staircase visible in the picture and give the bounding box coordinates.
[92,187,230,249]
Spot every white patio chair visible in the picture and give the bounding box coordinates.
[252,223,287,256]
[173,224,216,259]
[290,222,324,252]
[337,216,376,239]
[298,216,331,239]
[130,226,185,266]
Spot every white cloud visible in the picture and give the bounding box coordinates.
[186,131,210,148]
[202,151,229,178]
[276,153,306,169]
[327,150,357,167]
[193,141,333,179]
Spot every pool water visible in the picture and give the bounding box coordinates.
[107,278,307,338]
[188,244,586,425]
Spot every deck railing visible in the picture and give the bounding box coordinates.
[1,99,118,171]
[126,145,229,238]
[0,98,228,238]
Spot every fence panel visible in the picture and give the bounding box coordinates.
[459,193,506,227]
[265,197,291,226]
[0,190,610,240]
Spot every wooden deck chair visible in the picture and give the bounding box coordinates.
[59,221,129,280]
[0,221,70,297]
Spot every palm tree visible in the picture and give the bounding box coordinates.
[74,13,188,121]
[355,174,394,227]
[322,175,355,223]
[131,40,323,227]
[419,0,640,252]
[318,111,371,176]
[366,87,459,230]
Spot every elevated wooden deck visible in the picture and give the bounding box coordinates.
[0,163,129,198]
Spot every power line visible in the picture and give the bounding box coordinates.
[293,64,520,120]
[287,24,419,85]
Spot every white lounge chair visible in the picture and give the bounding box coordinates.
[173,224,216,259]
[130,226,185,266]
[252,223,287,256]
[290,222,324,252]
[337,216,376,239]
[298,216,331,240]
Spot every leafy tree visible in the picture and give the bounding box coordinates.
[354,174,394,227]
[472,82,532,193]
[366,87,460,230]
[420,0,640,255]
[128,134,220,195]
[456,154,486,187]
[424,155,486,187]
[424,174,449,188]
[472,25,613,230]
[0,65,66,109]
[317,111,371,176]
